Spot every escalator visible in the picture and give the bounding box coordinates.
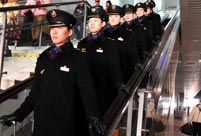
[0,2,180,136]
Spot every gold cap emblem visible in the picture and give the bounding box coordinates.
[112,5,116,10]
[51,10,57,17]
[126,4,129,8]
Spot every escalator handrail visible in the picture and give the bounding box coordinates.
[0,75,34,103]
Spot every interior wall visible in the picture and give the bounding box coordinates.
[163,0,179,9]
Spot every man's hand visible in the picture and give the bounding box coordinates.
[88,115,106,136]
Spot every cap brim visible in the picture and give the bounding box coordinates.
[48,24,66,27]
[87,15,101,19]
[124,11,134,13]
[108,13,120,15]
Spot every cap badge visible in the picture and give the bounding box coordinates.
[112,5,116,10]
[137,3,140,6]
[51,10,57,17]
[126,4,129,8]
[91,8,96,13]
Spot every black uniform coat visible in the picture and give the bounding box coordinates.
[145,12,163,40]
[104,24,141,82]
[122,19,147,61]
[14,42,100,136]
[133,16,154,56]
[77,33,123,114]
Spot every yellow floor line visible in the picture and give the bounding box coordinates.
[12,53,39,58]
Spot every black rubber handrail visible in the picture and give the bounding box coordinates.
[0,75,34,103]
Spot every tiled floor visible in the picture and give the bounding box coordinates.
[155,119,186,136]
[156,110,188,136]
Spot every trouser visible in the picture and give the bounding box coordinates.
[192,122,201,136]
[32,15,45,40]
[146,117,153,136]
[73,19,83,39]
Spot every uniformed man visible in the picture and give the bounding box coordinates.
[104,5,141,82]
[145,0,161,22]
[144,1,163,41]
[77,7,127,115]
[0,9,106,136]
[134,2,154,55]
[133,2,154,88]
[95,0,103,9]
[122,4,136,30]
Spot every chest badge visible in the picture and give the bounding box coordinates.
[96,47,103,53]
[118,37,124,41]
[60,65,70,72]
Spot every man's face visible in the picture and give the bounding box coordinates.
[79,0,84,5]
[136,7,145,17]
[145,8,152,16]
[88,17,105,34]
[106,2,110,7]
[124,13,134,22]
[95,1,100,5]
[109,14,121,27]
[50,26,72,46]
